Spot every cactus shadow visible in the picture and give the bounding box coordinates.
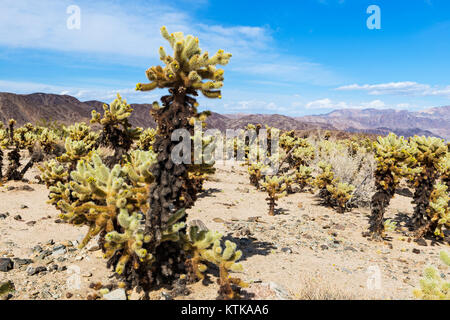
[223,234,277,262]
[197,188,222,199]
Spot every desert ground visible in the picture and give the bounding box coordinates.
[0,160,448,300]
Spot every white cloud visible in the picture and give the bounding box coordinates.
[336,81,450,97]
[0,0,340,86]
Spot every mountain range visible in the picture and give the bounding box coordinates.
[0,92,448,139]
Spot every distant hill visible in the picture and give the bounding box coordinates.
[297,107,450,139]
[0,92,448,139]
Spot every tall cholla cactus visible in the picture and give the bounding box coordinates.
[408,136,448,230]
[261,175,287,216]
[134,26,233,289]
[91,94,142,166]
[414,251,450,300]
[368,133,411,239]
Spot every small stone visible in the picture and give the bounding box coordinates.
[0,214,7,220]
[26,266,47,276]
[269,282,291,300]
[344,246,357,252]
[160,292,173,300]
[20,205,28,209]
[52,248,66,257]
[82,272,92,278]
[0,258,13,272]
[32,245,43,253]
[415,238,428,247]
[87,244,100,252]
[13,215,22,221]
[47,239,55,245]
[320,245,329,250]
[103,288,127,300]
[53,244,66,251]
[26,221,36,226]
[19,185,34,191]
[412,248,421,254]
[57,257,66,263]
[281,247,292,254]
[66,292,73,299]
[6,186,15,191]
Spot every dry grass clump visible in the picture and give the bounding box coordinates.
[295,276,371,300]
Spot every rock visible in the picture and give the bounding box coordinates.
[415,238,428,247]
[103,288,127,300]
[412,248,421,255]
[87,244,100,252]
[82,272,93,278]
[13,258,33,268]
[20,204,28,209]
[13,215,22,221]
[53,244,66,251]
[0,258,13,272]
[269,282,291,300]
[160,292,173,300]
[52,248,66,257]
[344,246,357,252]
[66,292,73,299]
[281,247,292,254]
[26,221,36,226]
[19,185,34,191]
[32,245,43,253]
[47,239,55,245]
[0,214,7,220]
[320,245,329,250]
[26,266,47,276]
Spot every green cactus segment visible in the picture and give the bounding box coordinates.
[425,183,449,238]
[136,26,231,99]
[414,251,450,300]
[326,182,355,213]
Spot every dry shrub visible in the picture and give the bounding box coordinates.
[295,276,370,300]
[310,138,376,208]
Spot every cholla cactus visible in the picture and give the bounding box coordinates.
[261,175,287,216]
[413,251,450,300]
[183,226,245,299]
[138,128,157,151]
[248,162,267,189]
[57,137,93,171]
[290,144,315,169]
[91,94,142,166]
[14,123,38,153]
[294,165,313,192]
[38,159,69,187]
[38,128,60,155]
[368,133,411,239]
[415,183,449,239]
[66,122,99,149]
[408,136,448,230]
[315,161,335,204]
[326,182,355,213]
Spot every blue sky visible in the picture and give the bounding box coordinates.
[0,0,449,116]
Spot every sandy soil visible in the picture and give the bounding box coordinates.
[0,160,449,300]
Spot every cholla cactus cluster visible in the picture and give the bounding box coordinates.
[414,251,450,300]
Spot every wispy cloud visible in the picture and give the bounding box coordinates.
[336,81,450,97]
[0,0,341,86]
